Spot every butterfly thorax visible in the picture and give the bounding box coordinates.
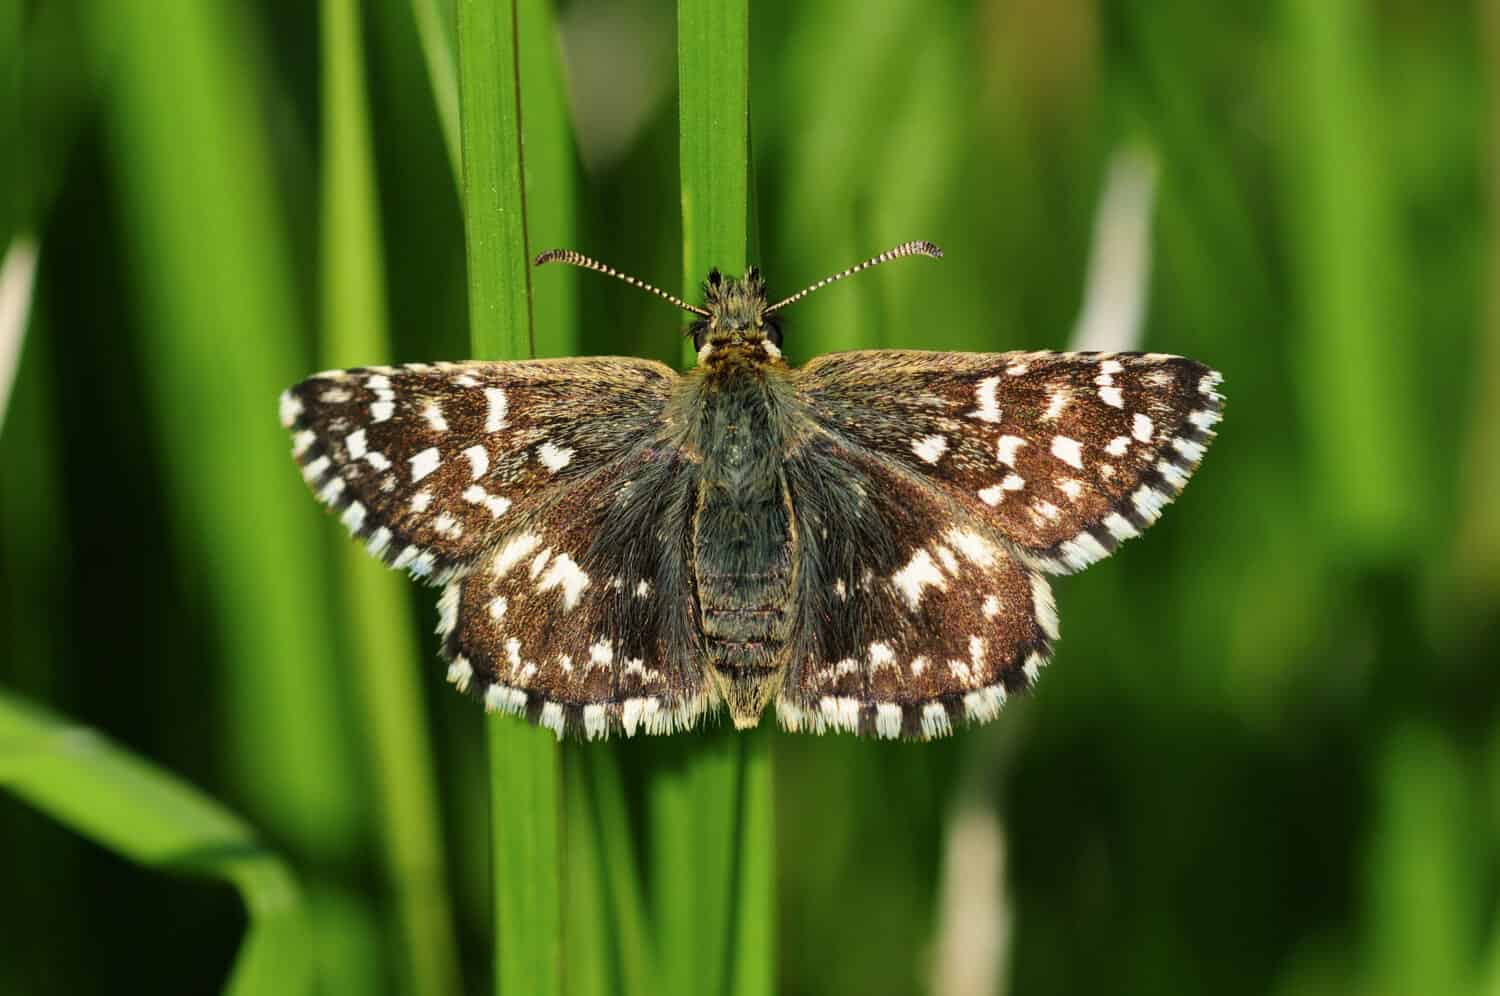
[681,341,799,728]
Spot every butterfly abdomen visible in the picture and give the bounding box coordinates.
[687,352,799,727]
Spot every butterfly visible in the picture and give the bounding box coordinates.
[280,241,1223,740]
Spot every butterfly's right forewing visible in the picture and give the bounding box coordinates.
[281,357,677,583]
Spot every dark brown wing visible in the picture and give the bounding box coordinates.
[436,434,709,739]
[280,357,676,583]
[777,434,1055,739]
[795,349,1223,574]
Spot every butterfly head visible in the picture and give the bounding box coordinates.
[690,267,783,363]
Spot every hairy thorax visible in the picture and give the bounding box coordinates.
[680,345,798,727]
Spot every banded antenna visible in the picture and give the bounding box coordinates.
[764,240,943,315]
[534,249,710,317]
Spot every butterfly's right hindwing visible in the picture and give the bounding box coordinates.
[437,436,709,739]
[280,357,677,583]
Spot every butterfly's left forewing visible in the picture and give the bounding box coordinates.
[797,349,1223,574]
[777,347,1222,738]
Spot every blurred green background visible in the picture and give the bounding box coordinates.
[3,0,1500,994]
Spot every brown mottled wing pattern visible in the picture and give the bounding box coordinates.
[796,350,1223,575]
[778,434,1055,739]
[279,357,676,583]
[777,347,1223,738]
[435,437,708,739]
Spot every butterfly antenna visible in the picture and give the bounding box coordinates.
[534,249,710,317]
[763,240,943,315]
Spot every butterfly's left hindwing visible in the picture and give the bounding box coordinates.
[797,349,1223,575]
[778,432,1055,738]
[280,357,676,583]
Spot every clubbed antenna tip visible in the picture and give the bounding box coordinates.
[764,240,944,314]
[534,248,709,316]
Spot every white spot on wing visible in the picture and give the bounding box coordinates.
[1131,485,1167,522]
[301,455,331,482]
[875,703,902,739]
[1104,513,1139,541]
[945,528,998,568]
[410,446,441,482]
[279,390,303,426]
[1051,436,1084,469]
[537,553,590,611]
[410,490,433,512]
[1031,574,1059,640]
[462,484,510,518]
[1172,437,1205,463]
[968,376,1003,423]
[997,435,1026,466]
[1043,388,1069,421]
[1099,385,1125,408]
[978,485,1005,506]
[463,444,489,480]
[892,549,947,610]
[446,656,473,692]
[370,400,395,423]
[1133,412,1154,442]
[344,429,368,459]
[538,441,574,472]
[340,501,367,533]
[422,401,449,432]
[366,527,392,557]
[493,532,542,576]
[540,702,566,739]
[1105,435,1130,457]
[437,582,461,636]
[912,434,948,463]
[489,596,508,620]
[485,387,508,432]
[583,704,607,740]
[921,703,952,738]
[981,595,1001,618]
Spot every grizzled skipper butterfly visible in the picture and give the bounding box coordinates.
[281,242,1222,740]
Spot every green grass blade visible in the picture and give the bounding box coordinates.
[678,0,749,328]
[409,0,462,188]
[320,1,464,993]
[85,0,363,864]
[654,8,774,994]
[585,750,655,996]
[1280,0,1424,561]
[0,691,309,994]
[458,3,563,994]
[518,0,579,358]
[728,731,775,996]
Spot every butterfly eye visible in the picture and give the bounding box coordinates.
[707,269,722,288]
[764,317,783,348]
[691,320,710,351]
